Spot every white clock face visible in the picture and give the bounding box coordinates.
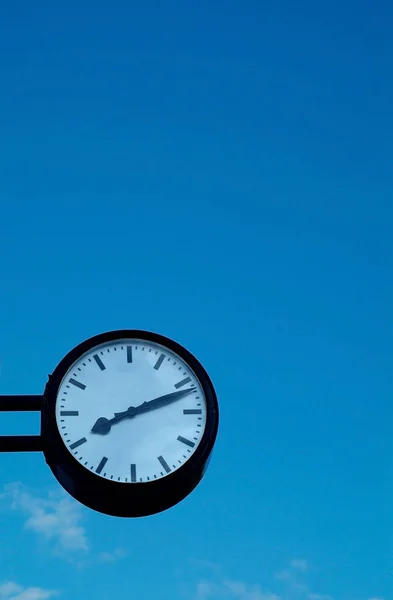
[54,338,207,483]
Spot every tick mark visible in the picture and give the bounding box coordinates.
[127,345,133,363]
[158,455,171,473]
[183,409,202,415]
[93,354,106,370]
[70,437,87,450]
[60,411,79,416]
[177,435,195,448]
[154,353,165,370]
[96,456,108,474]
[175,377,191,389]
[69,378,86,390]
[130,464,136,482]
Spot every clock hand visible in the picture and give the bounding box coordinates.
[118,388,197,418]
[91,388,196,435]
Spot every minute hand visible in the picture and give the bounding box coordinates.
[91,388,196,435]
[114,388,195,420]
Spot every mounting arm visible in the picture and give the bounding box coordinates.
[0,395,43,452]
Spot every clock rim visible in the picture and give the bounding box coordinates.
[41,329,219,517]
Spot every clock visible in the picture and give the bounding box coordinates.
[41,330,219,517]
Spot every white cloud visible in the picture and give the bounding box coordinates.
[185,560,384,600]
[1,483,128,569]
[196,580,217,600]
[290,559,309,571]
[190,568,280,600]
[0,482,89,555]
[194,577,280,600]
[273,571,290,581]
[0,582,58,600]
[97,548,126,564]
[222,580,279,600]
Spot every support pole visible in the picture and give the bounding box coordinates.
[0,395,43,452]
[0,395,42,412]
[0,436,42,452]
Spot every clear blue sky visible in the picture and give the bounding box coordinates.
[0,1,391,599]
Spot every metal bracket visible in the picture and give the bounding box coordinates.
[0,395,43,452]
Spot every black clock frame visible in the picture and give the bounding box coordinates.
[41,329,219,518]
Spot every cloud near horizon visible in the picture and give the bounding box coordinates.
[0,482,127,568]
[0,582,58,600]
[0,482,89,554]
[186,559,384,600]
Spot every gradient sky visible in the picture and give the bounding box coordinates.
[0,1,391,600]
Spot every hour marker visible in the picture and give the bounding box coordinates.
[130,464,137,482]
[177,435,195,448]
[70,437,87,450]
[175,377,191,389]
[158,455,171,473]
[93,354,106,370]
[183,409,202,415]
[96,456,108,474]
[69,378,86,390]
[60,411,79,416]
[127,345,132,363]
[154,353,165,370]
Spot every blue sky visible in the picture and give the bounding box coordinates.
[0,1,391,599]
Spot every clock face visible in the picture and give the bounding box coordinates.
[54,338,207,483]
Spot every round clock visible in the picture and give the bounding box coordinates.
[41,330,219,517]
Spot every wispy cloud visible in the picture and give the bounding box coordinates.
[97,548,127,564]
[0,482,126,568]
[290,559,309,571]
[274,559,332,600]
[0,482,89,555]
[273,570,290,582]
[275,558,309,583]
[183,561,279,600]
[195,577,279,600]
[0,582,58,600]
[184,558,383,600]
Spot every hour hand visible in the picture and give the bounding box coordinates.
[91,417,112,435]
[91,406,138,435]
[113,406,138,421]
